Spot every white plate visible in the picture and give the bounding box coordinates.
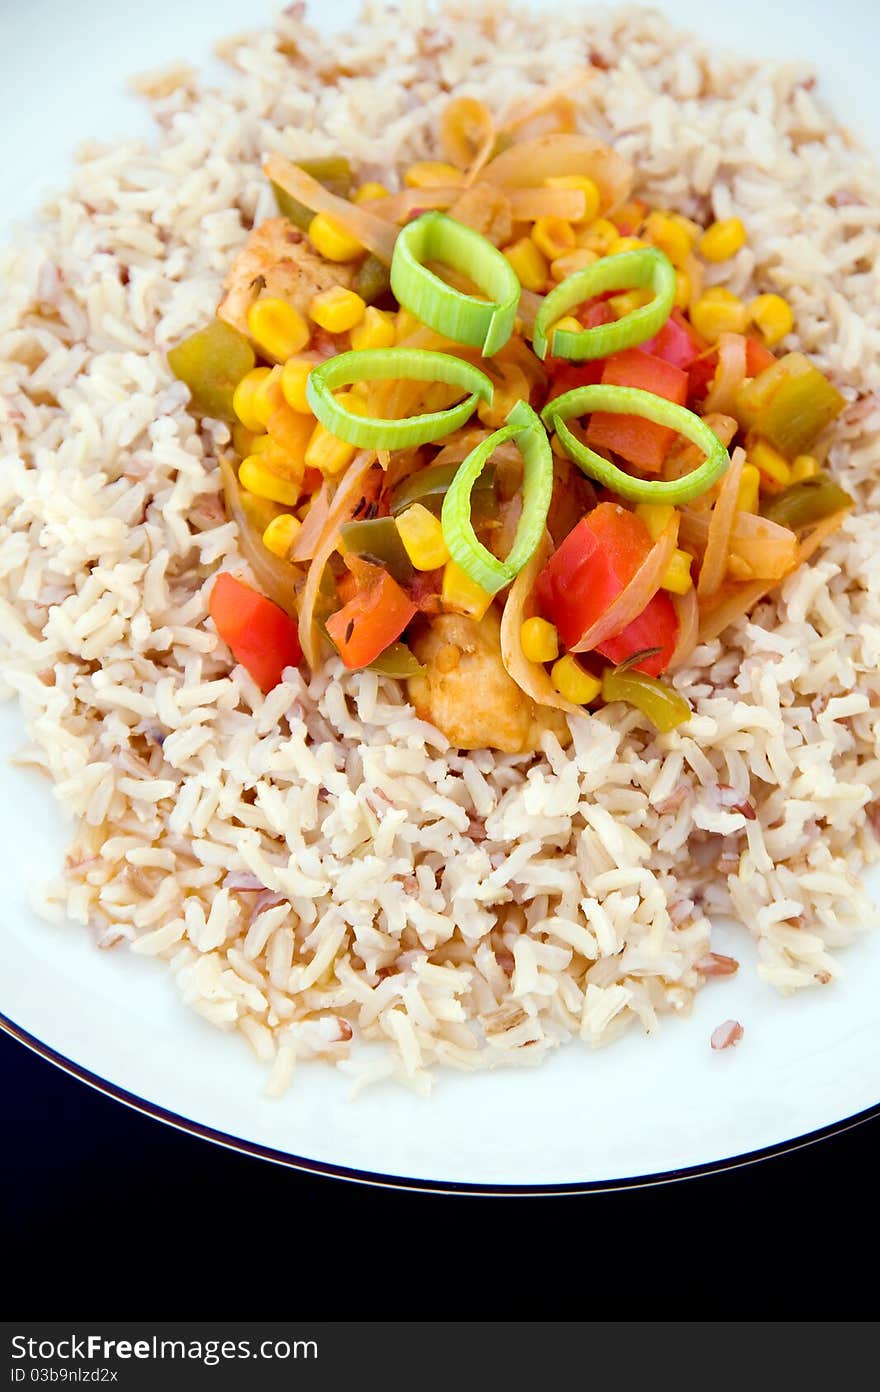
[2,0,879,1192]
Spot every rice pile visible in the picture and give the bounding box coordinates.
[2,0,879,1096]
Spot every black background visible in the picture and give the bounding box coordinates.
[4,1028,877,1319]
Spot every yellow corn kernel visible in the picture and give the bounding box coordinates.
[672,212,702,244]
[396,504,450,571]
[233,367,275,432]
[749,293,794,348]
[350,305,396,352]
[748,439,791,489]
[790,454,820,482]
[545,174,601,224]
[503,237,549,292]
[239,455,302,506]
[395,307,422,342]
[608,235,647,256]
[531,216,575,262]
[308,212,363,262]
[736,464,761,514]
[261,512,303,559]
[551,655,601,706]
[303,391,366,476]
[251,364,285,427]
[404,161,466,189]
[309,286,366,334]
[520,616,559,664]
[575,217,618,254]
[353,181,389,203]
[608,287,653,318]
[229,367,281,431]
[249,433,272,454]
[280,356,315,414]
[699,217,746,263]
[689,287,749,342]
[673,269,691,310]
[304,423,356,476]
[550,247,598,282]
[550,316,583,353]
[660,549,694,595]
[246,297,309,362]
[441,561,493,620]
[635,502,676,540]
[231,422,256,458]
[643,210,693,268]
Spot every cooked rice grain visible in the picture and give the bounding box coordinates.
[2,1,880,1094]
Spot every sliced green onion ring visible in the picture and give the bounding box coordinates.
[533,247,676,361]
[306,348,493,449]
[441,399,552,594]
[543,385,730,505]
[391,212,520,356]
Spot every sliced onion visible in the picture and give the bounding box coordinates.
[664,413,737,486]
[370,187,461,223]
[683,506,799,582]
[517,289,544,337]
[447,183,513,246]
[697,445,745,600]
[440,96,496,180]
[290,481,330,562]
[697,508,848,643]
[298,451,377,668]
[507,187,587,221]
[218,457,298,615]
[571,517,679,654]
[263,153,398,263]
[499,533,580,714]
[482,133,633,212]
[729,512,799,579]
[668,587,699,670]
[499,70,593,139]
[703,334,748,415]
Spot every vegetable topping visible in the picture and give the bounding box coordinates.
[167,101,854,739]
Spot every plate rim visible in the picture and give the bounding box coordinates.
[5,1007,879,1195]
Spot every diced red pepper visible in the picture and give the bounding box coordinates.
[546,359,606,404]
[326,566,417,669]
[209,572,302,692]
[745,336,776,376]
[577,296,616,329]
[586,348,689,474]
[641,310,706,370]
[596,595,678,675]
[534,501,678,674]
[687,351,718,406]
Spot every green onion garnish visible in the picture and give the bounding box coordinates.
[390,212,520,356]
[441,399,552,594]
[533,248,676,362]
[543,385,730,505]
[306,348,493,449]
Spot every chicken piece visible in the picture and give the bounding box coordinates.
[217,217,357,337]
[407,609,571,753]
